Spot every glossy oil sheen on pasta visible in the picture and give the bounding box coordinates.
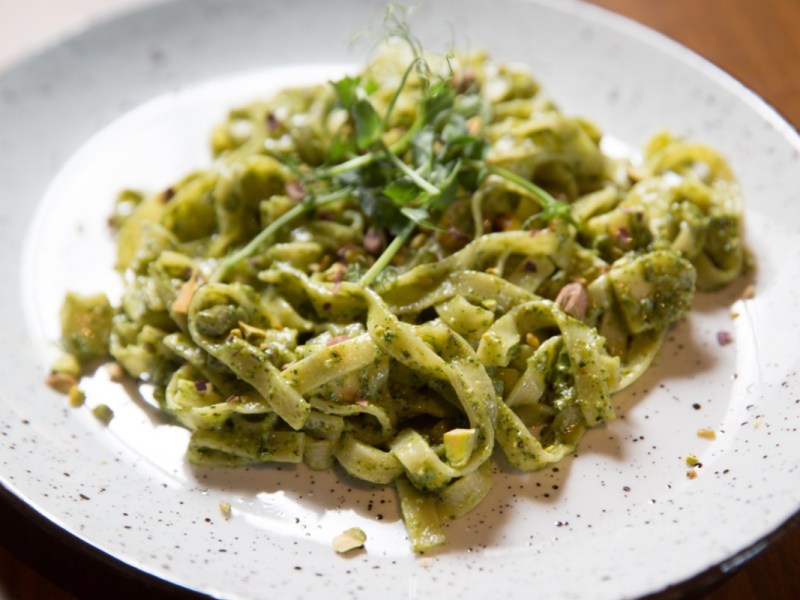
[55,40,744,552]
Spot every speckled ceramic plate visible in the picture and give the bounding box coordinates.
[2,0,799,598]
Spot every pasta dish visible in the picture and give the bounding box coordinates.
[52,34,744,552]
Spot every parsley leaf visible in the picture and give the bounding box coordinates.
[331,75,361,109]
[352,99,383,150]
[383,179,419,205]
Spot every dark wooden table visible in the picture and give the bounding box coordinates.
[2,0,799,598]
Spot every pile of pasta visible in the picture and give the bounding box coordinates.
[59,43,744,551]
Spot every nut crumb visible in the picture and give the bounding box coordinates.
[697,428,717,440]
[686,470,698,480]
[285,179,306,201]
[525,333,540,349]
[410,233,427,249]
[92,404,114,425]
[333,527,367,554]
[107,362,124,382]
[741,284,755,300]
[45,372,77,394]
[171,271,201,314]
[68,386,85,408]
[555,282,589,320]
[219,500,232,518]
[627,164,647,183]
[685,454,700,467]
[51,353,81,378]
[716,331,733,346]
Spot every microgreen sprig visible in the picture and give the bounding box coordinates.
[210,187,352,283]
[477,163,575,227]
[359,220,416,287]
[214,9,573,286]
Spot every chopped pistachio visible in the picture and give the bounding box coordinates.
[697,428,717,440]
[333,527,367,553]
[466,116,482,137]
[410,233,427,249]
[45,372,78,394]
[68,386,86,408]
[107,362,125,382]
[555,282,589,320]
[92,404,114,425]
[716,331,732,346]
[219,500,232,518]
[171,272,200,314]
[685,454,700,467]
[525,333,540,349]
[238,321,267,343]
[443,428,477,467]
[51,353,81,378]
[627,164,647,183]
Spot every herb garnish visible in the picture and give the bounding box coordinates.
[211,9,571,285]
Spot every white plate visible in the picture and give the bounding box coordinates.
[2,0,800,598]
